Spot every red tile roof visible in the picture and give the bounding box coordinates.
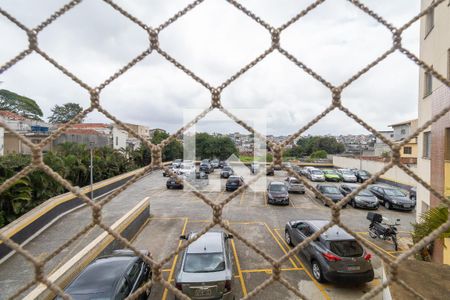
[0,110,26,121]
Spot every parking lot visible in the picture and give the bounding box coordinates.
[132,168,415,300]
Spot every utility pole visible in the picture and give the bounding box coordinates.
[89,142,94,201]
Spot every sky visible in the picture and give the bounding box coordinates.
[0,0,423,136]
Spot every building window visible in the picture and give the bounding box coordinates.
[115,136,118,146]
[424,71,433,97]
[423,131,431,159]
[425,6,434,36]
[403,146,412,155]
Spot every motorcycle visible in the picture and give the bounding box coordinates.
[367,212,400,251]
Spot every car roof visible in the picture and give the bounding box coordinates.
[187,232,224,254]
[305,220,355,241]
[269,181,285,185]
[66,256,136,294]
[228,175,241,179]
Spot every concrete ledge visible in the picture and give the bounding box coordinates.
[24,196,150,300]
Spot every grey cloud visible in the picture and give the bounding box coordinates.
[0,0,422,135]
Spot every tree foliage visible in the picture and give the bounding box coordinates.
[0,143,144,228]
[412,205,450,261]
[150,129,183,161]
[195,133,238,160]
[310,150,328,159]
[48,102,83,124]
[292,136,345,157]
[0,89,43,120]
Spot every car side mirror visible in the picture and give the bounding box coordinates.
[179,235,187,240]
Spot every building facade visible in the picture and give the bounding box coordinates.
[389,119,418,160]
[417,0,450,264]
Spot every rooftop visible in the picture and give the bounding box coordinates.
[0,110,26,121]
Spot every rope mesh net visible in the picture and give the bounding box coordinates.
[1,0,450,299]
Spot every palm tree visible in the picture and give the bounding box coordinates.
[412,205,450,261]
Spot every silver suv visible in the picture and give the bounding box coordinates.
[285,220,374,283]
[175,231,234,300]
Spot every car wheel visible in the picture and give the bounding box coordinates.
[311,260,325,283]
[385,201,391,210]
[285,230,293,246]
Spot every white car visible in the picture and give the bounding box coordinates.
[285,177,305,194]
[337,169,357,183]
[178,163,196,176]
[308,168,325,182]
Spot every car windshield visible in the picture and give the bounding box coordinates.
[330,240,363,258]
[358,189,374,196]
[311,170,323,175]
[322,186,340,194]
[359,171,369,176]
[223,167,232,171]
[384,188,406,196]
[342,170,354,175]
[228,178,240,183]
[324,170,337,175]
[183,253,225,273]
[290,179,300,184]
[270,184,286,192]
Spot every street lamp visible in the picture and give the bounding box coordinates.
[89,141,94,201]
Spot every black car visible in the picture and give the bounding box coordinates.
[220,166,234,178]
[60,250,152,300]
[284,220,374,283]
[166,176,184,189]
[199,162,214,173]
[225,176,244,191]
[355,170,371,183]
[266,181,289,205]
[369,185,415,211]
[339,184,379,209]
[316,184,346,207]
[266,166,274,176]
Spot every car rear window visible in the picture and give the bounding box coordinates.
[329,240,363,257]
[311,170,323,175]
[322,186,340,194]
[290,179,300,184]
[269,184,286,192]
[184,253,225,273]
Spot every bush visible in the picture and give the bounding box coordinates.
[310,150,328,159]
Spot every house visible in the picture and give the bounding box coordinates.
[389,119,418,160]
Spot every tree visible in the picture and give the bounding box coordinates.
[310,150,328,159]
[48,102,83,123]
[296,136,345,156]
[0,89,43,120]
[151,129,183,161]
[195,133,238,160]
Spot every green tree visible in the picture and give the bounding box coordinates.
[310,150,328,159]
[0,89,43,120]
[48,102,83,124]
[195,133,238,160]
[296,136,345,156]
[412,205,450,261]
[151,129,183,161]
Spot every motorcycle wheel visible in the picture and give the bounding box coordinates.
[391,235,398,251]
[368,228,377,239]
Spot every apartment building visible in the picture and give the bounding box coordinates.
[417,0,450,263]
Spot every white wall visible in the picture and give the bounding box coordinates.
[112,127,128,150]
[333,156,417,187]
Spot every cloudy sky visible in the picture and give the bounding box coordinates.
[0,0,422,136]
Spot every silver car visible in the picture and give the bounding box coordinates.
[284,177,305,194]
[175,231,234,300]
[337,169,357,183]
